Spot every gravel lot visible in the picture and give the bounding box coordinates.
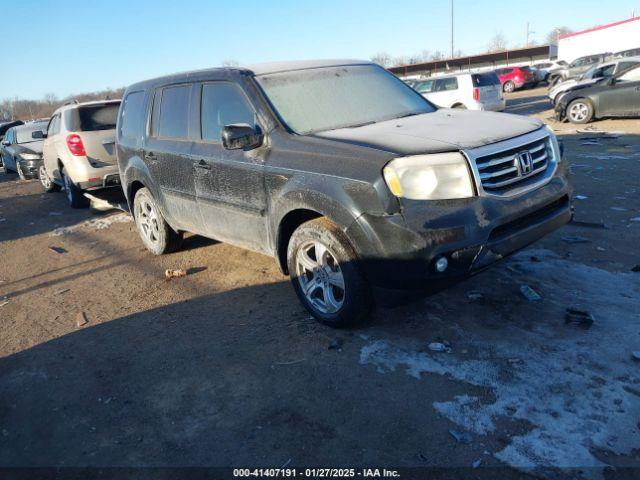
[1,87,639,479]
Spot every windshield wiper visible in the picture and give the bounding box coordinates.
[342,120,377,129]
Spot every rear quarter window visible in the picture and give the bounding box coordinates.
[119,91,146,142]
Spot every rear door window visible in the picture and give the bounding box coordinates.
[200,83,257,142]
[435,77,458,91]
[155,85,190,139]
[472,73,500,87]
[119,91,146,141]
[414,80,434,93]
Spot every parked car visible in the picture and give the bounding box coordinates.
[0,120,24,168]
[533,60,568,83]
[40,100,121,207]
[613,47,640,58]
[0,121,48,179]
[552,53,611,85]
[549,56,640,105]
[555,64,640,123]
[496,66,536,93]
[413,72,505,111]
[117,60,571,327]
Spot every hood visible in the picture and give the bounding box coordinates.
[552,78,597,95]
[314,109,543,156]
[15,141,43,155]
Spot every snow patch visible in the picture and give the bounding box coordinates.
[50,213,132,236]
[360,250,640,475]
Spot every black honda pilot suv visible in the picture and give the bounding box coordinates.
[116,60,572,327]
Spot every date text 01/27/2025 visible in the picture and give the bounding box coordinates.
[232,468,401,478]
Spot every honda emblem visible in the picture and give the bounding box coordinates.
[516,151,533,176]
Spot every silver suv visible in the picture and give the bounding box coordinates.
[40,100,121,207]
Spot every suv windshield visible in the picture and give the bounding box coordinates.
[16,123,47,144]
[68,103,120,132]
[256,64,435,134]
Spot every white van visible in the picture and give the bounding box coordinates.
[413,72,505,111]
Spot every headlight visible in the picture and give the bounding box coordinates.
[18,153,41,161]
[383,152,475,200]
[544,126,562,163]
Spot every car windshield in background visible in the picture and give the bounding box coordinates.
[76,103,119,131]
[16,124,47,143]
[256,64,435,134]
[472,72,500,86]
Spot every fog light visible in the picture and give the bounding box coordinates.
[434,257,449,273]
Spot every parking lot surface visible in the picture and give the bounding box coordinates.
[1,88,639,479]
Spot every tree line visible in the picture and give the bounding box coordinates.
[0,87,125,122]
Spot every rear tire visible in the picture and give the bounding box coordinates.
[566,99,594,124]
[61,168,89,208]
[287,217,372,328]
[133,187,183,255]
[39,165,60,192]
[503,81,515,93]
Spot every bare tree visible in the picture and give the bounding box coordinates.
[546,26,573,45]
[487,33,507,52]
[370,52,393,67]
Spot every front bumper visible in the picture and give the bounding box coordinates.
[345,163,572,290]
[17,158,43,178]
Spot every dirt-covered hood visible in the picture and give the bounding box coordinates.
[314,109,543,156]
[14,141,43,155]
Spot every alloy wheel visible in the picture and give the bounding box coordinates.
[39,165,51,189]
[136,197,161,246]
[295,240,345,314]
[569,102,589,122]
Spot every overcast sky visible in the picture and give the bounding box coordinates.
[2,0,638,99]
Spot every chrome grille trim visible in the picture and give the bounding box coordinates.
[463,128,558,198]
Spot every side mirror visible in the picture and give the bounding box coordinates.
[221,124,263,151]
[1,140,9,146]
[32,130,45,139]
[607,77,616,86]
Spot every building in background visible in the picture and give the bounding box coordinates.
[388,45,557,79]
[558,16,640,63]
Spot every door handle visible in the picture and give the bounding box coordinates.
[194,159,211,170]
[144,152,157,161]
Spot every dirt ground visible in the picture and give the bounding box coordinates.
[1,87,639,479]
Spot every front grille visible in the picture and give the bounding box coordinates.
[473,136,552,195]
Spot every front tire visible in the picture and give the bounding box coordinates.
[503,81,515,93]
[567,99,594,124]
[61,168,89,208]
[133,187,183,255]
[287,217,372,328]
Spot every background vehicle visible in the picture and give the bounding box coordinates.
[41,100,121,207]
[552,53,611,84]
[496,66,536,92]
[413,72,504,111]
[556,64,640,123]
[549,56,640,105]
[613,47,640,58]
[0,120,24,167]
[533,60,568,83]
[0,121,48,179]
[117,60,570,327]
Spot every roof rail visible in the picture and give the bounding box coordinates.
[63,99,80,106]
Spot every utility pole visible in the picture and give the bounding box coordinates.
[450,0,454,58]
[525,22,535,47]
